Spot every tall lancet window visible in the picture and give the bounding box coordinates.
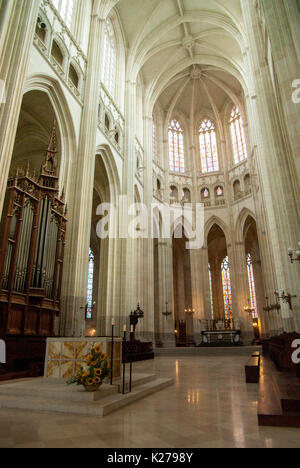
[230,107,248,164]
[169,119,185,173]
[199,120,219,173]
[221,256,233,320]
[52,0,74,28]
[86,248,95,319]
[102,18,116,97]
[152,121,157,160]
[247,253,258,318]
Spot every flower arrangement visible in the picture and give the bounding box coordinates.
[67,344,111,390]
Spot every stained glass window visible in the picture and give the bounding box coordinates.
[153,121,157,160]
[208,263,214,319]
[216,186,223,197]
[102,18,116,97]
[229,107,248,164]
[247,253,258,319]
[199,120,219,173]
[221,256,232,320]
[86,248,94,319]
[169,119,185,173]
[52,0,74,29]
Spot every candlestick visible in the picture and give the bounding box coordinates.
[110,323,114,385]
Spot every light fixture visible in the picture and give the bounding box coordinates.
[274,290,297,311]
[263,296,280,313]
[185,307,195,316]
[288,243,300,264]
[162,302,172,318]
[244,299,255,317]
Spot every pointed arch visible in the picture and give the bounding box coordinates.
[23,74,77,197]
[204,216,230,247]
[235,208,256,243]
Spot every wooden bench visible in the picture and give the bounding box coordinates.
[258,356,300,427]
[245,356,260,383]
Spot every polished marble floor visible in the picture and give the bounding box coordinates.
[0,355,300,448]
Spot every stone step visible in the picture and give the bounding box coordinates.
[0,379,119,402]
[113,373,156,393]
[0,377,173,417]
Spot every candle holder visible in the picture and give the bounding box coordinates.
[184,307,195,316]
[162,302,172,318]
[274,290,297,311]
[263,296,281,313]
[110,322,115,386]
[288,244,300,264]
[122,330,126,395]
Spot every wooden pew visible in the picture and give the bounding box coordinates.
[258,355,300,427]
[245,355,260,383]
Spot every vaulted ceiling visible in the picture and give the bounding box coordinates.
[115,0,246,117]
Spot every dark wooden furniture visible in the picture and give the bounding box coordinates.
[245,356,260,383]
[258,355,300,427]
[257,333,300,427]
[0,124,67,378]
[122,340,154,364]
[262,332,300,372]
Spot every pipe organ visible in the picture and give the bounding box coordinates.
[0,124,67,375]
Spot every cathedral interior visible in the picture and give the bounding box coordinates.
[0,0,299,450]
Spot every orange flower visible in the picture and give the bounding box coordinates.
[94,345,102,354]
[90,361,97,367]
[100,353,107,361]
[93,377,101,385]
[86,354,93,362]
[87,378,94,386]
[95,369,102,376]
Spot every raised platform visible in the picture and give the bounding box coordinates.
[155,345,262,357]
[0,374,173,417]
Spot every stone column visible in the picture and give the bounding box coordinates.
[116,80,137,331]
[157,239,176,347]
[0,0,41,218]
[241,0,300,334]
[60,5,105,337]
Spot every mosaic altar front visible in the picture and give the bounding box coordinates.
[44,338,122,380]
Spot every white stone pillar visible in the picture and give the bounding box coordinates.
[0,0,41,218]
[60,6,105,337]
[241,0,300,334]
[116,80,137,331]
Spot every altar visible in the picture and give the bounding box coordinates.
[201,330,241,346]
[44,337,122,380]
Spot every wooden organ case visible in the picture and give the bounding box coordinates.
[0,125,67,377]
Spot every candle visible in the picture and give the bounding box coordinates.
[112,319,115,326]
[123,325,127,332]
[130,325,134,333]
